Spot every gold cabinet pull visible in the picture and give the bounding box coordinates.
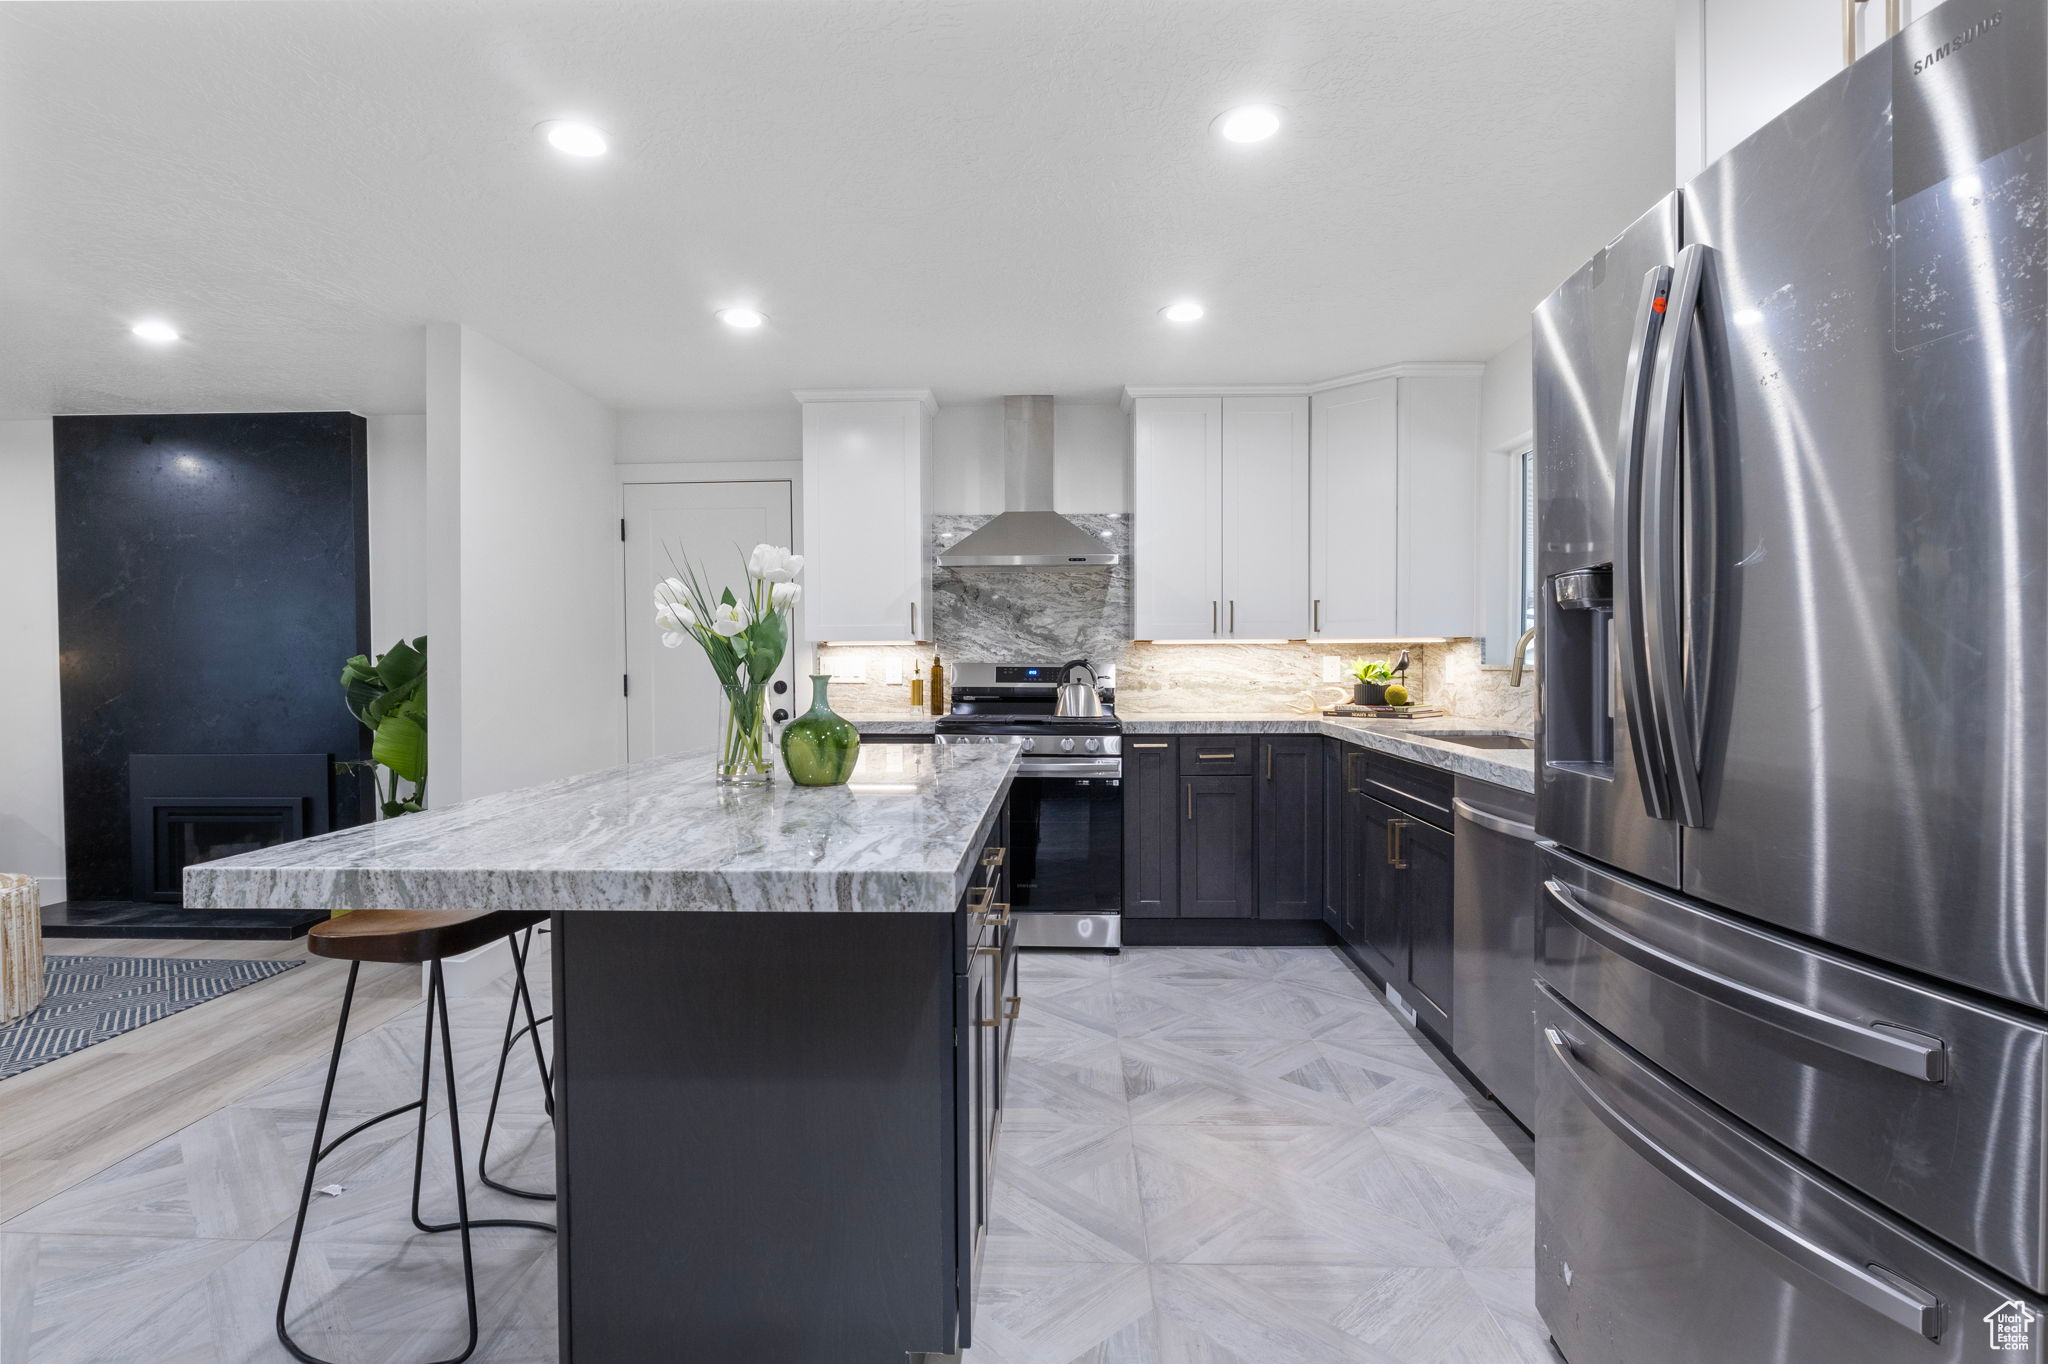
[1131,741,1169,749]
[1185,783,1193,820]
[1229,600,1236,633]
[910,601,919,639]
[982,846,1007,869]
[1346,751,1363,794]
[1004,995,1022,1021]
[1211,600,1218,634]
[1386,818,1410,869]
[1197,751,1235,761]
[1314,598,1321,633]
[1265,744,1273,780]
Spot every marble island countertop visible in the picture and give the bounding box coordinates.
[842,712,1533,792]
[184,743,1021,915]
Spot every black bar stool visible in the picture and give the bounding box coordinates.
[277,909,554,1364]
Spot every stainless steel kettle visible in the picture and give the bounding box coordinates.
[1053,659,1104,718]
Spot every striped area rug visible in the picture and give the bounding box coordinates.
[0,955,302,1080]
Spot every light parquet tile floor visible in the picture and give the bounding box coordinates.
[2,946,1550,1364]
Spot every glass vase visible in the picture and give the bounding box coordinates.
[716,681,776,785]
[780,675,862,786]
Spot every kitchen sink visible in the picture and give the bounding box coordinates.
[1428,732,1534,751]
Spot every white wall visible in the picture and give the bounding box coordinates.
[0,420,66,901]
[1479,333,1534,455]
[1675,0,1938,181]
[426,323,624,804]
[616,408,798,466]
[931,398,1127,514]
[367,414,428,648]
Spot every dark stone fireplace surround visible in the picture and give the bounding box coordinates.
[46,412,371,939]
[128,753,331,903]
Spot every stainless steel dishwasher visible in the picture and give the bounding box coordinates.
[1451,775,1539,1128]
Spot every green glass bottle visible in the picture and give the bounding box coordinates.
[780,674,862,786]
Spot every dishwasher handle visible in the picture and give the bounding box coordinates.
[1451,797,1537,842]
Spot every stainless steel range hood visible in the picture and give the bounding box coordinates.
[937,396,1118,568]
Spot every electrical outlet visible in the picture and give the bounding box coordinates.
[1321,655,1341,682]
[839,660,867,683]
[884,658,904,685]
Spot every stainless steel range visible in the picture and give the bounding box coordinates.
[935,663,1122,950]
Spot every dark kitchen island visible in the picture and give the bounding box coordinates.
[185,742,1021,1362]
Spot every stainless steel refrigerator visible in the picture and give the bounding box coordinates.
[1531,0,2048,1357]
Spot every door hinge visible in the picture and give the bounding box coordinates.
[623,674,630,697]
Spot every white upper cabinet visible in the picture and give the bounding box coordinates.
[1309,369,1481,640]
[1129,392,1308,640]
[1221,394,1310,639]
[1309,380,1397,637]
[797,390,934,643]
[1390,373,1481,638]
[1129,396,1224,639]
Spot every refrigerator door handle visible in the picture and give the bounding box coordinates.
[1542,878,1947,1081]
[1613,264,1676,820]
[1542,1026,1945,1340]
[1642,244,1711,827]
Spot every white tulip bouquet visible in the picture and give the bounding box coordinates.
[654,543,804,784]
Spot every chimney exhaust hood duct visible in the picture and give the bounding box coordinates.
[937,396,1119,568]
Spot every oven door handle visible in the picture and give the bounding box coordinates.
[1016,758,1123,778]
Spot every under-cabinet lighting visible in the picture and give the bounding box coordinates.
[1133,637,1453,646]
[130,319,180,343]
[718,307,766,329]
[1159,300,1206,323]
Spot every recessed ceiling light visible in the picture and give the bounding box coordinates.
[718,307,766,329]
[130,319,180,343]
[540,120,609,157]
[1160,300,1205,323]
[1213,105,1283,144]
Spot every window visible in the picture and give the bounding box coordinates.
[1519,449,1537,634]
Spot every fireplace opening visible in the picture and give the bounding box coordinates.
[129,754,332,904]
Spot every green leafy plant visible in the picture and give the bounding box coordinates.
[1348,658,1393,683]
[338,637,428,817]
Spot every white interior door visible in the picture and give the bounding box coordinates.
[624,480,797,761]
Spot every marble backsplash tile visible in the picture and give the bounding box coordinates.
[818,511,1536,729]
[826,636,1536,729]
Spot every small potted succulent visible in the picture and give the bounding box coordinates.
[1348,658,1393,706]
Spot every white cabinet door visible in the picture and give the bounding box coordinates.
[1221,394,1310,638]
[1394,374,1480,637]
[623,479,797,761]
[799,397,931,643]
[1131,396,1224,639]
[1309,379,1397,638]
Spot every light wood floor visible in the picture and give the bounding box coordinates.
[0,936,418,1220]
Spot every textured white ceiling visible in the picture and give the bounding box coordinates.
[0,0,1674,417]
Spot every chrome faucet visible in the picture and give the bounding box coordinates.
[1509,627,1537,686]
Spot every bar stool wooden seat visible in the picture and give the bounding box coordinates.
[277,909,554,1364]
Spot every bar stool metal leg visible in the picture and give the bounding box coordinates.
[478,927,556,1203]
[277,954,553,1364]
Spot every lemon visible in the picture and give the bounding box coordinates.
[1383,683,1410,706]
